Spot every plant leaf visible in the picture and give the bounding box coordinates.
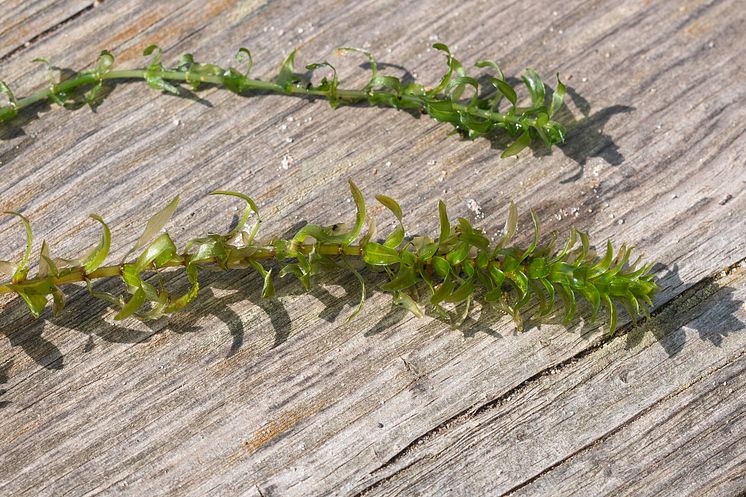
[82,214,111,273]
[363,242,400,266]
[438,200,450,246]
[336,47,377,89]
[135,233,178,271]
[495,78,517,106]
[95,50,115,76]
[381,267,417,292]
[376,194,404,248]
[143,44,179,94]
[17,290,48,318]
[4,211,33,283]
[446,242,469,266]
[210,190,260,241]
[129,196,179,257]
[115,287,146,320]
[276,49,300,89]
[250,261,275,298]
[235,47,253,76]
[500,131,531,158]
[327,179,366,245]
[549,73,566,118]
[0,80,18,120]
[522,68,545,107]
[393,291,424,318]
[432,256,450,279]
[51,285,65,315]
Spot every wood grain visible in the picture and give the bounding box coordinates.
[0,0,744,496]
[359,267,746,497]
[0,1,94,61]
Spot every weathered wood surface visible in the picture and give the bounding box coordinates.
[362,268,746,497]
[0,0,744,496]
[0,0,93,61]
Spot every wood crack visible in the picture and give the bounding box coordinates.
[496,348,746,497]
[353,254,746,496]
[0,2,98,65]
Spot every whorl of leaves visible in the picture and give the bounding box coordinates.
[0,182,658,334]
[0,44,569,156]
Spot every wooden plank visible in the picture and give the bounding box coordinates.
[0,0,744,496]
[0,0,93,61]
[358,266,746,496]
[0,0,252,97]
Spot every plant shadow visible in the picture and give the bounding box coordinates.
[625,263,745,358]
[478,78,634,175]
[0,253,380,372]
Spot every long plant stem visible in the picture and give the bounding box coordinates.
[2,44,571,154]
[0,241,477,294]
[1,181,657,331]
[13,69,525,127]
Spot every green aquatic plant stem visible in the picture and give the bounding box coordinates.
[1,44,569,156]
[0,242,359,294]
[14,69,280,108]
[11,69,534,128]
[0,181,658,333]
[0,240,538,293]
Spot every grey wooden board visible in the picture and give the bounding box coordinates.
[361,267,746,497]
[0,0,745,496]
[0,0,93,61]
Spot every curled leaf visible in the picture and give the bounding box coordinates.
[51,285,65,315]
[235,47,253,76]
[431,43,464,95]
[210,190,260,241]
[549,73,566,118]
[393,291,424,318]
[37,241,55,278]
[326,179,366,246]
[16,287,49,318]
[376,194,405,248]
[522,68,545,107]
[438,200,451,247]
[250,261,275,298]
[0,80,18,120]
[494,78,517,106]
[135,233,178,271]
[276,49,301,89]
[337,47,377,89]
[144,44,179,94]
[165,263,199,313]
[306,61,339,106]
[82,214,111,273]
[95,50,115,76]
[4,211,33,284]
[115,287,145,321]
[520,210,541,262]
